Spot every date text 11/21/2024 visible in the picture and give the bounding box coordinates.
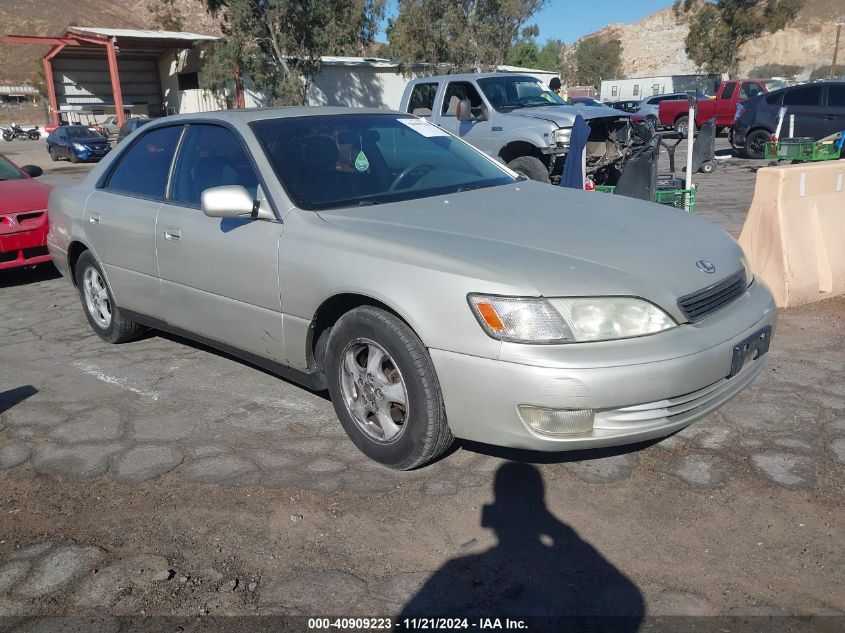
[307,618,529,630]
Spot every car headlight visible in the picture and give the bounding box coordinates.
[740,255,754,286]
[552,127,571,149]
[468,294,677,344]
[72,142,87,152]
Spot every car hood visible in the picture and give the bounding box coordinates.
[0,178,52,213]
[316,182,745,320]
[69,136,109,145]
[514,104,630,127]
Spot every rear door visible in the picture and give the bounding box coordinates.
[155,123,286,362]
[714,82,737,123]
[83,124,183,317]
[782,84,827,139]
[823,84,845,138]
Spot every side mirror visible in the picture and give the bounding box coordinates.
[21,165,43,178]
[202,185,257,218]
[456,99,474,122]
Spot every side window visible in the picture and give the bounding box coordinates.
[765,91,784,106]
[105,125,182,199]
[611,86,618,96]
[828,85,845,108]
[783,85,822,107]
[633,84,639,96]
[739,83,762,98]
[720,82,736,99]
[170,124,259,207]
[407,83,438,116]
[441,82,483,116]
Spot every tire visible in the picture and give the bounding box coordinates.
[507,156,550,183]
[2,131,11,142]
[49,146,59,162]
[743,129,769,160]
[28,131,40,140]
[325,306,453,470]
[69,152,80,164]
[74,250,144,344]
[646,115,659,129]
[700,160,715,174]
[674,116,690,137]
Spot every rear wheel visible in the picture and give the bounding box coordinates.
[325,306,453,470]
[743,129,769,160]
[507,156,550,183]
[75,251,144,344]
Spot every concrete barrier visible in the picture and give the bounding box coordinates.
[738,160,845,308]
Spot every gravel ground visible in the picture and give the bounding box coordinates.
[1,136,843,629]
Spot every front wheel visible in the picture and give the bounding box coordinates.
[28,131,40,140]
[75,251,144,344]
[507,156,550,183]
[2,131,11,142]
[325,306,453,470]
[675,116,690,137]
[69,152,80,164]
[49,146,59,162]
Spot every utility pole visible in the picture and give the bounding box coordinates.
[832,17,845,81]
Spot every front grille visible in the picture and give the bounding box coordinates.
[22,246,48,258]
[678,269,746,322]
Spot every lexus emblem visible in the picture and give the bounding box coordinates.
[696,260,716,274]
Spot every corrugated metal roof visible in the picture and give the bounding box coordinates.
[69,26,218,42]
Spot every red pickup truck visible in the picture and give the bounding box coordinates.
[658,79,769,136]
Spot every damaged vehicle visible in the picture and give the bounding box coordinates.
[400,73,634,185]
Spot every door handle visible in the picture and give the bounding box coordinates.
[89,213,100,224]
[164,227,182,242]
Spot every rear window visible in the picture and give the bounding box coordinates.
[105,125,183,199]
[827,85,845,108]
[784,85,822,107]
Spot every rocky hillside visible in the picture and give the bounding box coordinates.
[0,0,218,84]
[567,0,841,79]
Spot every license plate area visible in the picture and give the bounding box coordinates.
[728,326,771,378]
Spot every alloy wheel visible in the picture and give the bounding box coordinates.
[339,338,408,443]
[82,266,112,329]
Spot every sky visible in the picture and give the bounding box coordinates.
[381,1,673,45]
[531,0,672,43]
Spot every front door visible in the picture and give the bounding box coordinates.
[783,84,827,139]
[155,123,286,363]
[83,124,184,317]
[435,81,494,154]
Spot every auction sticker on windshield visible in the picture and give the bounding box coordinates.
[399,118,449,137]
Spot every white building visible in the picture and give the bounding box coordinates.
[600,74,723,101]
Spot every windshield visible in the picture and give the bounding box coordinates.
[477,76,567,110]
[0,155,24,181]
[251,114,516,211]
[66,126,101,140]
[763,79,787,92]
[571,98,607,107]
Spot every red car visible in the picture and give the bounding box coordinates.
[0,154,52,270]
[658,79,769,136]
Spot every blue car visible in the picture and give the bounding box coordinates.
[46,125,111,163]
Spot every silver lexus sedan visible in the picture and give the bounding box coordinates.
[47,108,776,469]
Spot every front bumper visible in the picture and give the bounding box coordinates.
[431,281,776,451]
[0,211,51,270]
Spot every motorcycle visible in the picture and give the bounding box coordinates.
[2,124,41,141]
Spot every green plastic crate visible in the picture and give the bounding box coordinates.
[764,139,840,162]
[593,185,696,213]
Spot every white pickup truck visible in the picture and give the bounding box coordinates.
[399,73,632,184]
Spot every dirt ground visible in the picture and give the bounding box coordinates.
[0,136,843,631]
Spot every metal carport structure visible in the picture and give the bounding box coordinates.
[0,27,217,127]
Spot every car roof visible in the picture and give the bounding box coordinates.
[140,106,407,127]
[408,73,543,83]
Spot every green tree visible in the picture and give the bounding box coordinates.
[506,39,540,67]
[810,64,844,80]
[562,36,622,89]
[673,0,804,77]
[748,63,801,78]
[536,38,563,72]
[202,0,385,105]
[387,0,547,70]
[148,0,185,31]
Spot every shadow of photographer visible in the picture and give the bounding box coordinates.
[399,462,644,631]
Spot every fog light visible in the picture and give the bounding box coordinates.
[518,406,594,436]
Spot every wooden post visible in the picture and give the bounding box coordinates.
[106,38,126,126]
